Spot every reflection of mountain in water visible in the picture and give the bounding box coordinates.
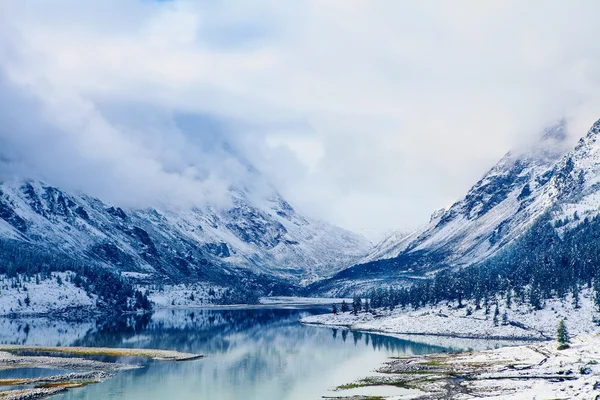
[1,308,482,400]
[3,308,453,356]
[67,308,452,356]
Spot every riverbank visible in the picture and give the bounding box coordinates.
[330,332,600,399]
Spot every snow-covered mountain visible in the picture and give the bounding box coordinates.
[367,121,570,266]
[0,177,370,290]
[312,119,600,294]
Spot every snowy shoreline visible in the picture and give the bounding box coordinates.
[328,333,600,399]
[301,289,600,341]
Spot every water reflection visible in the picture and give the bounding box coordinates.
[0,308,458,400]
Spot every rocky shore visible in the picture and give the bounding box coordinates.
[0,345,203,399]
[329,333,600,399]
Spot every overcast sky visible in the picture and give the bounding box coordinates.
[2,1,600,241]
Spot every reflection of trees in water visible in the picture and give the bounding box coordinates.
[70,308,322,353]
[11,309,462,396]
[24,308,454,362]
[332,328,452,355]
[71,313,153,348]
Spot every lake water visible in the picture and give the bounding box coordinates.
[0,306,502,399]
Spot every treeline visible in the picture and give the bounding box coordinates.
[358,212,600,314]
[212,286,260,305]
[0,239,152,313]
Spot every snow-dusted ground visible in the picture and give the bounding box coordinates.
[148,285,348,309]
[452,333,600,399]
[302,289,600,340]
[145,283,228,308]
[259,296,350,306]
[0,272,96,316]
[351,332,600,399]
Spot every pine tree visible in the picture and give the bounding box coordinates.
[528,283,542,310]
[593,278,600,313]
[484,295,490,315]
[572,285,580,309]
[557,319,570,350]
[502,311,508,326]
[505,289,512,309]
[332,304,338,314]
[341,300,349,313]
[352,296,362,315]
[24,294,31,307]
[493,305,500,326]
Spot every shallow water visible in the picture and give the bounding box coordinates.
[0,306,498,399]
[0,368,75,379]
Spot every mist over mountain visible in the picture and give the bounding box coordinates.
[312,118,600,295]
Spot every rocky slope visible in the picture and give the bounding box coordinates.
[312,119,600,294]
[0,177,370,292]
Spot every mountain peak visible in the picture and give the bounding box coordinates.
[585,118,600,139]
[541,119,567,142]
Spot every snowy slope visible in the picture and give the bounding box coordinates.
[0,272,97,316]
[0,177,370,288]
[312,120,600,294]
[364,121,570,266]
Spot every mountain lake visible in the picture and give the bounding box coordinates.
[0,304,516,399]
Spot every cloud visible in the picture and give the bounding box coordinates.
[2,0,600,239]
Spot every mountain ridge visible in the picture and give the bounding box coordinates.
[311,119,600,295]
[0,176,371,293]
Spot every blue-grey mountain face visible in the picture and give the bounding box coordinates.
[313,120,600,295]
[0,178,370,291]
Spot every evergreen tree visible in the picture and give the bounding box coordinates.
[493,305,500,326]
[572,285,581,309]
[352,296,362,315]
[505,289,512,309]
[341,300,349,313]
[332,304,338,314]
[502,311,508,326]
[24,294,31,307]
[593,278,600,313]
[557,319,570,350]
[528,283,542,310]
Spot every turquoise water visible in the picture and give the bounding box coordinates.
[4,307,457,399]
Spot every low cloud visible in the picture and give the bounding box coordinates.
[2,1,600,239]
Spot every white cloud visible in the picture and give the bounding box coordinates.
[2,0,600,240]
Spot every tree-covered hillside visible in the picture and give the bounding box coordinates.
[363,212,600,316]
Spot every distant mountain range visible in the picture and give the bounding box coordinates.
[5,118,600,302]
[0,175,370,294]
